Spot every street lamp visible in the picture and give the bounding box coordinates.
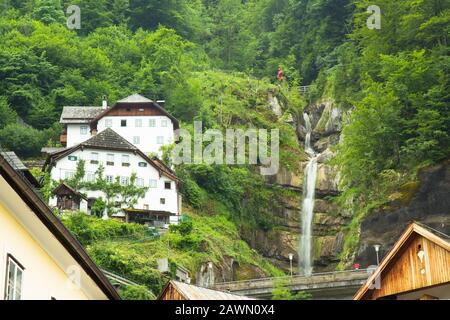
[374,244,381,265]
[288,253,294,277]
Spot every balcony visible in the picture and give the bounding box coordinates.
[59,133,67,146]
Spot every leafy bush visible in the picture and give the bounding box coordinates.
[61,213,146,245]
[119,285,156,300]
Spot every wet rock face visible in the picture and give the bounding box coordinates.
[356,159,450,268]
[251,99,349,273]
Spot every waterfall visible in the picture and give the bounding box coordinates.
[299,113,318,276]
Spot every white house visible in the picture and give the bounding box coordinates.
[46,128,181,224]
[60,94,179,156]
[0,152,120,300]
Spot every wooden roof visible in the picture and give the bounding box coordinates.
[91,93,179,130]
[159,280,255,300]
[52,182,87,200]
[354,222,450,300]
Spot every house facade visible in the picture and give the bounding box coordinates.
[46,128,181,220]
[354,222,450,300]
[0,152,120,300]
[60,94,178,156]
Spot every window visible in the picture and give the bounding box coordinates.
[106,175,114,183]
[105,119,113,128]
[160,198,166,205]
[164,181,171,190]
[91,152,99,164]
[138,162,147,167]
[121,120,127,127]
[149,119,156,127]
[149,179,157,188]
[135,119,142,127]
[137,178,145,187]
[133,136,140,144]
[156,136,164,144]
[64,171,75,180]
[121,176,129,185]
[5,255,24,300]
[161,119,168,127]
[122,154,130,166]
[86,173,95,182]
[80,126,88,135]
[106,154,114,166]
[68,156,77,161]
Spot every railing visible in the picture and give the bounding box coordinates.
[213,269,369,287]
[299,85,311,95]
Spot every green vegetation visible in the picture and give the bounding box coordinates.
[1,0,448,285]
[272,278,312,300]
[62,211,283,297]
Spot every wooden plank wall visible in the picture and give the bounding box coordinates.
[107,104,165,117]
[370,234,450,299]
[159,283,186,300]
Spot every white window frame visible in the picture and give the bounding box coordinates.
[149,119,156,127]
[136,178,145,187]
[80,126,88,135]
[133,136,140,144]
[5,255,24,300]
[107,153,114,163]
[135,119,142,127]
[161,119,168,127]
[156,136,164,145]
[91,152,99,161]
[106,175,114,183]
[105,119,113,128]
[64,170,75,180]
[86,172,95,182]
[121,176,130,186]
[122,154,130,164]
[149,179,157,188]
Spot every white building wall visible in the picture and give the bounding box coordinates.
[50,148,179,215]
[96,116,174,155]
[66,124,91,148]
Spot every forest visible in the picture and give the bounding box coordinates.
[0,0,448,299]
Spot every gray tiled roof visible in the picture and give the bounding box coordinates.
[81,128,137,151]
[0,151,27,170]
[117,93,153,104]
[60,106,104,124]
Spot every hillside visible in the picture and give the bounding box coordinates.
[0,0,448,299]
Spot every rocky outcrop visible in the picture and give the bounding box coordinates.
[355,158,450,267]
[251,99,349,273]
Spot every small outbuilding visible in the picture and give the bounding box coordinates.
[354,222,450,300]
[51,183,88,213]
[158,280,255,300]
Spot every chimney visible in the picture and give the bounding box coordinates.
[102,95,108,109]
[156,100,165,108]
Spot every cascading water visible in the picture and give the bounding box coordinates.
[299,113,318,276]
